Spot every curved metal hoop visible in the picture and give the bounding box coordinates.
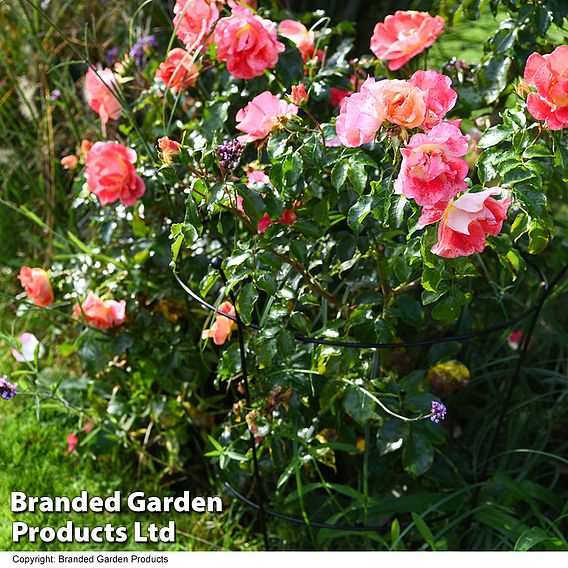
[175,260,568,541]
[174,264,546,350]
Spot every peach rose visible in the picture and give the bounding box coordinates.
[18,267,54,307]
[291,83,308,106]
[395,122,469,209]
[173,0,219,50]
[202,301,237,345]
[214,5,285,79]
[236,91,298,143]
[524,45,568,130]
[278,20,315,61]
[158,137,181,164]
[81,140,94,155]
[85,67,122,124]
[155,48,199,93]
[375,79,426,129]
[409,70,457,130]
[85,142,145,206]
[370,10,444,71]
[74,291,126,331]
[421,188,511,258]
[61,155,79,170]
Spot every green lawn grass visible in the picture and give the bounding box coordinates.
[0,401,261,551]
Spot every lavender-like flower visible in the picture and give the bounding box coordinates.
[215,140,244,171]
[49,89,61,101]
[0,376,18,401]
[105,47,120,67]
[430,401,447,423]
[130,35,157,68]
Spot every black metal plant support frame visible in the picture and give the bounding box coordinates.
[174,258,568,550]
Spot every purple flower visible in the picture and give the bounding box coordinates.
[430,401,447,423]
[49,89,61,101]
[0,376,18,401]
[215,140,244,171]
[105,47,120,67]
[130,35,157,67]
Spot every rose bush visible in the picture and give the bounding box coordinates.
[2,0,568,551]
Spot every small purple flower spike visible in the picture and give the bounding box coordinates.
[130,35,157,67]
[215,140,244,171]
[430,401,447,423]
[50,89,61,101]
[0,376,18,401]
[105,47,120,67]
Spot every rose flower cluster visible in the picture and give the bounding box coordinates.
[12,2,568,366]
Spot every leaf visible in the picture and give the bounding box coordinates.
[202,100,229,141]
[489,20,518,54]
[503,166,534,186]
[331,160,349,190]
[477,56,512,104]
[170,224,185,265]
[184,192,202,234]
[411,512,438,550]
[477,126,513,149]
[431,290,463,322]
[347,161,367,194]
[344,389,379,425]
[256,272,277,296]
[347,194,374,231]
[237,184,265,223]
[403,433,434,477]
[528,220,551,254]
[515,527,553,551]
[275,43,304,87]
[514,182,547,217]
[238,282,257,326]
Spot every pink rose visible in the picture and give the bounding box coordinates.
[85,67,122,125]
[173,0,219,50]
[74,291,126,331]
[409,70,457,130]
[85,142,145,206]
[256,208,297,234]
[67,433,78,453]
[158,137,181,164]
[12,333,44,362]
[278,20,315,61]
[247,170,270,185]
[376,79,426,129]
[236,91,298,143]
[156,48,199,93]
[370,10,445,71]
[202,301,236,345]
[214,6,285,79]
[424,188,511,258]
[524,45,568,130]
[335,78,385,147]
[395,122,469,209]
[18,267,54,307]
